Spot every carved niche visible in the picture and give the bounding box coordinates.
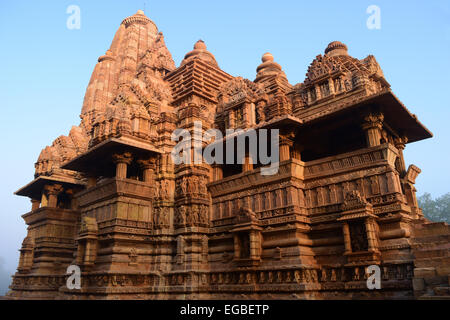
[230,207,263,267]
[338,190,381,263]
[217,77,266,129]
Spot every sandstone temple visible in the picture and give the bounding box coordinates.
[6,10,450,299]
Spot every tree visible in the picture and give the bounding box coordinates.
[417,192,450,223]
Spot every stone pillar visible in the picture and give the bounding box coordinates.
[249,230,260,260]
[41,192,48,207]
[328,77,335,95]
[365,218,378,251]
[233,234,241,259]
[342,223,352,254]
[228,111,235,129]
[307,89,313,104]
[137,158,156,183]
[243,153,254,172]
[362,112,384,147]
[394,136,408,176]
[44,184,63,208]
[76,243,85,265]
[314,84,321,100]
[112,152,133,179]
[212,164,223,181]
[279,132,295,162]
[31,199,40,211]
[292,144,303,161]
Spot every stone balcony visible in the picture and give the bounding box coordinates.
[303,143,398,180]
[208,143,399,198]
[208,160,304,198]
[22,207,78,226]
[76,178,156,208]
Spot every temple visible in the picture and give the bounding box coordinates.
[6,11,450,299]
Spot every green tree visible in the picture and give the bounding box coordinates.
[417,192,450,223]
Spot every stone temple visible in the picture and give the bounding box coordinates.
[6,10,450,299]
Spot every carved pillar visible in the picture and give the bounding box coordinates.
[228,111,235,129]
[112,152,133,179]
[279,132,295,161]
[249,230,261,260]
[31,199,40,211]
[292,143,303,161]
[44,184,63,208]
[137,158,156,183]
[362,112,384,147]
[233,234,241,259]
[328,77,335,95]
[314,84,321,100]
[365,218,378,251]
[256,101,266,123]
[394,136,408,176]
[342,223,352,254]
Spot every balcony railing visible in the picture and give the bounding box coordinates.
[304,143,398,180]
[208,143,398,197]
[77,178,156,208]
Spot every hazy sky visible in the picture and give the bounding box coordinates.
[0,0,449,280]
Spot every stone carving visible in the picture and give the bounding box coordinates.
[9,10,446,301]
[342,190,369,211]
[234,207,258,224]
[153,207,170,229]
[349,222,369,252]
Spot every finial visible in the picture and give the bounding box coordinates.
[262,52,274,63]
[181,39,218,67]
[136,9,145,15]
[325,41,348,56]
[194,40,207,50]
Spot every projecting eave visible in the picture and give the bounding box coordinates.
[385,90,433,143]
[300,89,432,144]
[61,137,163,174]
[15,175,85,200]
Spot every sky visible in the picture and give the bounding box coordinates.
[0,0,449,293]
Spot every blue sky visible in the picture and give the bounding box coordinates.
[0,0,449,289]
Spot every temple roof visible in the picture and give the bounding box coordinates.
[304,41,386,86]
[180,40,219,68]
[255,52,288,83]
[80,10,174,123]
